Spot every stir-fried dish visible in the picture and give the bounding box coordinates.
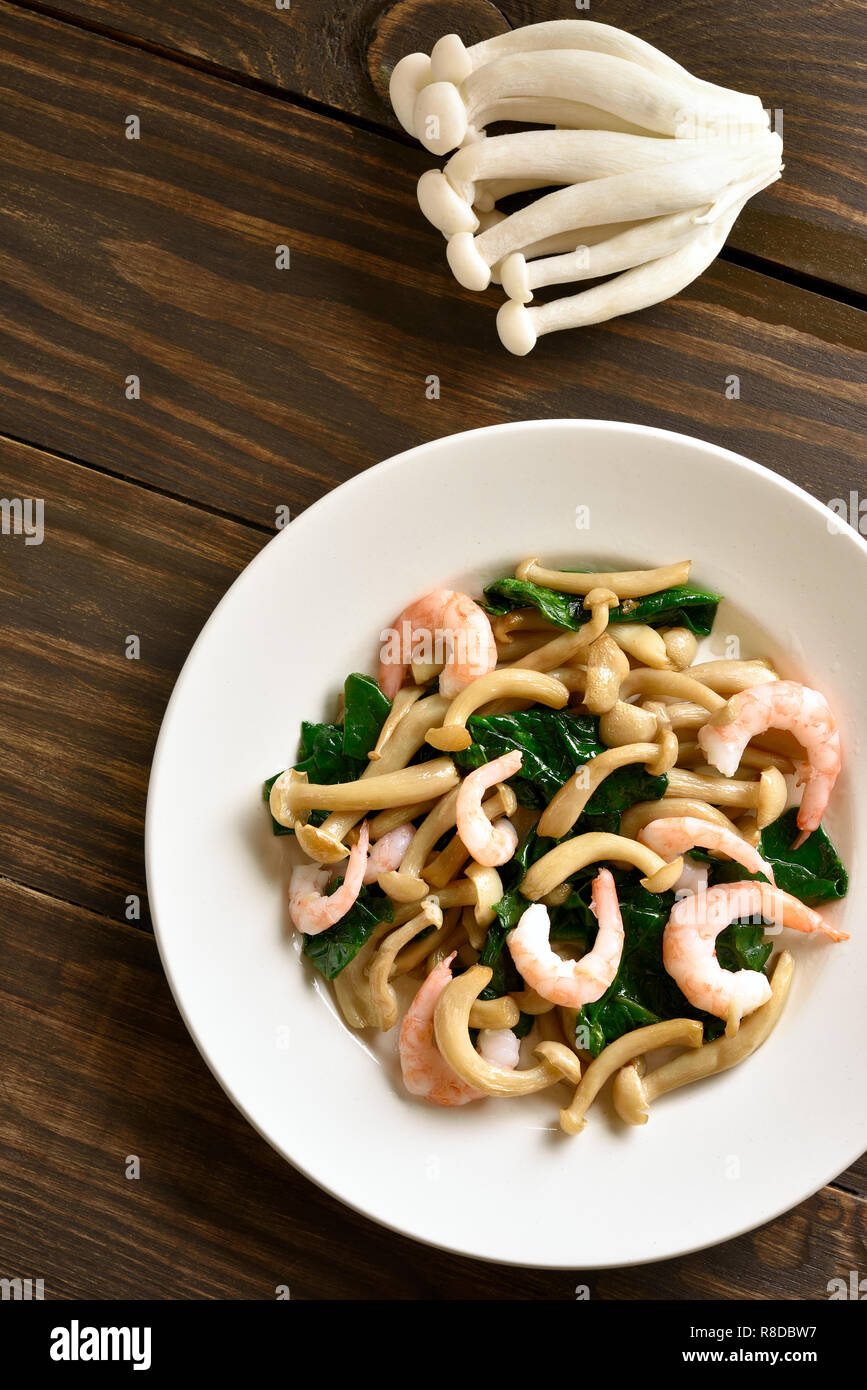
[265,558,848,1133]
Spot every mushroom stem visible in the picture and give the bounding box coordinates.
[497,195,748,354]
[520,832,683,899]
[450,146,778,291]
[516,556,691,598]
[491,220,642,284]
[501,204,710,303]
[428,24,766,119]
[414,50,769,156]
[612,951,794,1124]
[272,757,458,819]
[560,1017,704,1134]
[444,129,729,209]
[433,965,566,1096]
[426,668,569,752]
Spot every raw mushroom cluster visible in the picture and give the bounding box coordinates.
[389,20,783,354]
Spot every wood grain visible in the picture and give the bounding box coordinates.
[0,436,264,921]
[0,877,863,1299]
[13,0,866,290]
[0,5,864,1301]
[0,6,863,533]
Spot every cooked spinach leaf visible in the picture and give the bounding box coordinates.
[716,923,773,974]
[572,868,771,1056]
[263,717,366,836]
[296,719,363,783]
[301,885,394,979]
[760,808,848,904]
[342,672,390,760]
[693,808,848,907]
[483,577,720,636]
[455,708,666,816]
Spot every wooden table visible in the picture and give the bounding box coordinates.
[1,0,864,1299]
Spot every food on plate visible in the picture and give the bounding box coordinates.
[264,557,847,1134]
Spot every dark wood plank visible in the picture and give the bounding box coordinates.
[16,0,866,290]
[836,1152,867,1200]
[1,877,862,1299]
[0,8,863,531]
[0,437,265,921]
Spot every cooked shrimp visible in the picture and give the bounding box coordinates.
[663,880,848,1028]
[507,869,625,1008]
[378,588,497,700]
[288,822,369,935]
[697,681,841,844]
[362,822,415,884]
[477,1027,521,1070]
[455,751,522,867]
[399,955,521,1106]
[638,815,775,884]
[399,953,484,1105]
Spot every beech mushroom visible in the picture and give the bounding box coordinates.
[426,23,765,118]
[390,18,782,349]
[389,51,433,134]
[449,145,779,292]
[414,51,768,157]
[612,951,794,1124]
[500,204,711,303]
[496,197,744,354]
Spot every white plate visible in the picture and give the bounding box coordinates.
[146,420,866,1269]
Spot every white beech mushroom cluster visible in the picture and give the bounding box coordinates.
[389,20,783,354]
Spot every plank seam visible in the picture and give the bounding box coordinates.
[0,0,417,149]
[0,872,156,939]
[0,429,275,535]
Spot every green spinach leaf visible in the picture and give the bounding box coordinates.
[574,869,770,1056]
[263,719,365,836]
[759,808,848,904]
[342,672,390,760]
[483,577,720,636]
[455,708,666,815]
[694,808,848,908]
[301,885,394,979]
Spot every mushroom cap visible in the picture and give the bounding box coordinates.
[416,169,479,236]
[447,231,491,291]
[377,870,429,904]
[500,252,532,304]
[430,33,472,86]
[414,81,468,156]
[389,52,433,135]
[294,820,351,864]
[496,300,537,356]
[612,1063,650,1125]
[757,764,787,829]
